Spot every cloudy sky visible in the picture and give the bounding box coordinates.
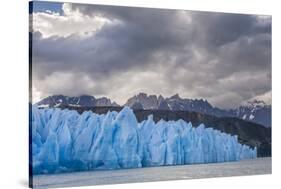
[31,1,272,109]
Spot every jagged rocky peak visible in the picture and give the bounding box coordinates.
[158,94,165,102]
[169,93,181,100]
[77,94,96,106]
[148,94,158,100]
[193,98,213,107]
[112,101,120,107]
[124,92,159,110]
[95,97,112,106]
[136,92,148,98]
[79,94,94,98]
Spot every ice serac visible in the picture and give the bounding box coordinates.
[31,106,257,174]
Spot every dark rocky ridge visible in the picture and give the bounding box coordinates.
[125,93,272,128]
[49,105,271,157]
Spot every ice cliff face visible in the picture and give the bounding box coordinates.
[31,106,257,174]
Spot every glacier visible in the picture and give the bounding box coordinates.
[31,106,257,174]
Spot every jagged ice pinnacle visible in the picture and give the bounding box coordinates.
[31,106,257,174]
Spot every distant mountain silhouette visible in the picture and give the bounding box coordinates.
[36,93,271,127]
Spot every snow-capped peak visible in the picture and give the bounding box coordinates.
[242,100,267,108]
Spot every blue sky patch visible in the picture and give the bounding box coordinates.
[32,1,63,15]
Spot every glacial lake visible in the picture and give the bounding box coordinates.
[33,157,271,189]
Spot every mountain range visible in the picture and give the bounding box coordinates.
[124,93,271,128]
[36,93,271,127]
[36,94,119,108]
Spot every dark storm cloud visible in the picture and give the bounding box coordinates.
[33,5,194,78]
[192,12,271,47]
[32,3,271,108]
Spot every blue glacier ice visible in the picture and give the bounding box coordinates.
[31,106,257,174]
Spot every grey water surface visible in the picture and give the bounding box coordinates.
[33,157,271,189]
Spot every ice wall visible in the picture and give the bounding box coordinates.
[31,106,257,174]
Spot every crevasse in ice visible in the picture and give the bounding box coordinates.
[31,106,257,174]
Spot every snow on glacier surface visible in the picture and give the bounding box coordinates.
[31,106,257,174]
